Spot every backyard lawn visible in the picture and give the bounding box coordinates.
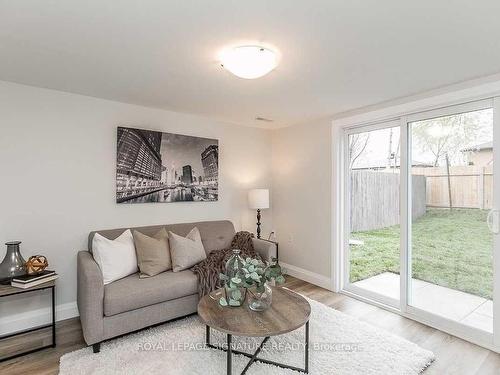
[350,208,493,299]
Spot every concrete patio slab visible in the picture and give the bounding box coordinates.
[353,272,493,332]
[412,282,486,322]
[353,272,400,300]
[460,311,493,332]
[353,271,428,300]
[475,300,493,317]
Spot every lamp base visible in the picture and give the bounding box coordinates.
[256,209,261,239]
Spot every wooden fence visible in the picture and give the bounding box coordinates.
[351,171,426,231]
[412,165,493,209]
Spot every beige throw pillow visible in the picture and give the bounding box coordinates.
[168,227,206,272]
[133,228,172,278]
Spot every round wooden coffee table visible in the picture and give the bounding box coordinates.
[198,286,311,375]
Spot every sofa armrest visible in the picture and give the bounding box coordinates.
[77,251,104,345]
[252,238,278,262]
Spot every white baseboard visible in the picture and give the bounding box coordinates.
[0,301,79,336]
[280,262,332,290]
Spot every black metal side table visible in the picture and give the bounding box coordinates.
[0,280,56,362]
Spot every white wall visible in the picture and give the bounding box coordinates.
[0,81,273,333]
[271,118,332,288]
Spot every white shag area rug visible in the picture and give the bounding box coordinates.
[60,297,434,374]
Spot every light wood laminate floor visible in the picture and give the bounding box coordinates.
[1,276,500,375]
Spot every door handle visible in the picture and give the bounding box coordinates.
[487,209,500,234]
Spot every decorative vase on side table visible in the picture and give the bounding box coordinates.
[0,241,26,284]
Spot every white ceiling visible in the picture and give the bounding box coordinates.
[1,1,500,128]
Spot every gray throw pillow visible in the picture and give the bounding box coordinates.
[169,227,207,272]
[133,228,172,278]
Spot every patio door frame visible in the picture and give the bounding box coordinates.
[337,95,500,353]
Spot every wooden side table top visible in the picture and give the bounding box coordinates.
[198,287,311,337]
[0,280,55,297]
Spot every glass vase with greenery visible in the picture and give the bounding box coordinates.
[219,249,247,307]
[219,256,285,311]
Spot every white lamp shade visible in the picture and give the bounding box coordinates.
[248,189,270,209]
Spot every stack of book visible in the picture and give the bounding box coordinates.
[11,270,58,289]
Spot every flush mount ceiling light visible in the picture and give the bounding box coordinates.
[255,116,273,122]
[219,45,278,79]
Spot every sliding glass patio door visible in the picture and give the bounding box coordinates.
[406,101,495,336]
[342,97,500,350]
[343,120,402,308]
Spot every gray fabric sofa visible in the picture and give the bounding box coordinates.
[77,220,277,352]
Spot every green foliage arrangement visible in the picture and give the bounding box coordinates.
[218,257,285,307]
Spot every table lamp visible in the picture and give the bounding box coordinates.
[248,189,270,239]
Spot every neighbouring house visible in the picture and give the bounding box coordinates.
[461,141,493,167]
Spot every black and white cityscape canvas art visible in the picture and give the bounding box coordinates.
[116,126,219,203]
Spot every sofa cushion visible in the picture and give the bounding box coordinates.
[103,270,198,316]
[133,228,172,277]
[169,227,207,272]
[92,229,138,285]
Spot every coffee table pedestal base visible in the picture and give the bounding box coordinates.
[205,322,309,375]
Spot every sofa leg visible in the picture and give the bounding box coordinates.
[92,343,101,353]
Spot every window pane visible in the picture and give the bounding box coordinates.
[410,108,494,332]
[348,125,401,301]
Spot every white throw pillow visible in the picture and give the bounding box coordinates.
[169,227,207,272]
[92,229,138,284]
